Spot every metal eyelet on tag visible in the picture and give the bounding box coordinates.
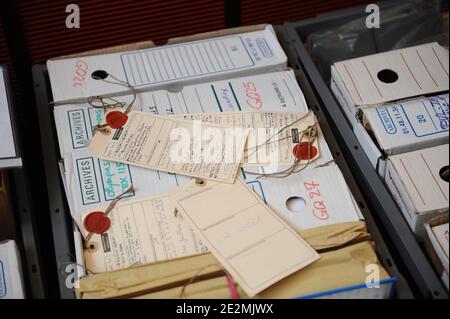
[87,242,98,252]
[99,127,111,135]
[303,126,318,139]
[93,124,111,136]
[195,178,206,186]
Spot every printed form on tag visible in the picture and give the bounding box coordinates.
[89,112,248,183]
[82,194,207,273]
[171,178,320,297]
[53,70,308,157]
[47,25,287,103]
[175,112,320,167]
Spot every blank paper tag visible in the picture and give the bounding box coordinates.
[172,178,320,297]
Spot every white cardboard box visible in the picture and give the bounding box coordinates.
[52,27,391,299]
[58,69,314,229]
[424,217,449,291]
[54,70,308,157]
[385,144,449,237]
[331,42,449,126]
[242,164,363,231]
[331,42,449,174]
[47,25,287,103]
[431,223,449,259]
[0,240,25,299]
[355,94,449,175]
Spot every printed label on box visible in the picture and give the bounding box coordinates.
[76,157,101,205]
[376,96,449,138]
[363,95,449,155]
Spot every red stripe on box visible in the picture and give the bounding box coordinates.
[432,46,449,78]
[343,63,363,103]
[416,48,438,87]
[400,52,422,90]
[362,60,383,98]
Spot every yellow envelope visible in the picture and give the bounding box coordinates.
[77,221,386,299]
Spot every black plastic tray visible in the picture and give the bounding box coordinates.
[1,64,46,298]
[32,25,414,298]
[281,4,448,299]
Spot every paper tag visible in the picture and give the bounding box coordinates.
[89,112,248,183]
[176,112,319,167]
[172,178,320,297]
[83,194,207,273]
[54,70,308,157]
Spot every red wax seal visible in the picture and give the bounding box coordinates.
[84,211,111,234]
[293,142,318,161]
[106,111,128,129]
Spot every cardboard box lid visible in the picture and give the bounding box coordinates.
[334,42,449,106]
[388,144,449,215]
[363,94,449,155]
[51,25,268,61]
[46,24,288,103]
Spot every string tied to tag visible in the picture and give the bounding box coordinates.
[90,71,137,133]
[244,111,314,162]
[87,96,126,112]
[244,115,320,179]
